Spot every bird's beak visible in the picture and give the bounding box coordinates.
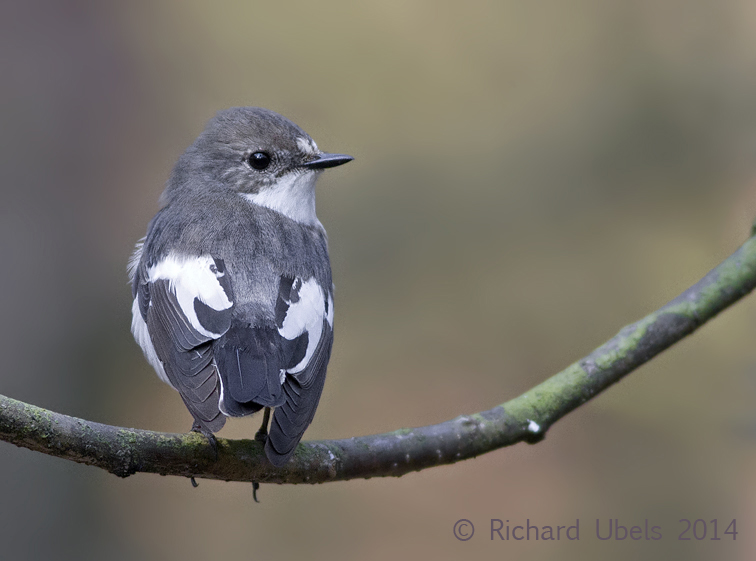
[302,152,354,170]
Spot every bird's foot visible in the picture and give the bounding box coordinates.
[254,426,268,444]
[254,407,271,445]
[191,421,219,460]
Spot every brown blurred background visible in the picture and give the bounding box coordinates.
[2,1,756,559]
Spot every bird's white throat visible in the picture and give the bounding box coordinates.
[242,170,320,225]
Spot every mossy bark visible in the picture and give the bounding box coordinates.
[2,233,756,484]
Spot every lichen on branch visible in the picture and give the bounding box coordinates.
[2,232,756,484]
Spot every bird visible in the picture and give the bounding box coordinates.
[128,107,352,467]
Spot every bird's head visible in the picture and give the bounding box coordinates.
[161,107,352,225]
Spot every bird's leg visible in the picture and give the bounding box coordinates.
[191,420,219,460]
[254,407,271,444]
[251,408,271,502]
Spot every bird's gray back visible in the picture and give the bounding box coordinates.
[140,191,332,325]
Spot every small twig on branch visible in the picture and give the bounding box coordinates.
[2,230,756,484]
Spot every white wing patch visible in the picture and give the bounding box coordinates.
[148,254,233,338]
[131,297,171,386]
[278,278,330,375]
[327,291,334,328]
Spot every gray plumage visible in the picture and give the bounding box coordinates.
[129,107,351,466]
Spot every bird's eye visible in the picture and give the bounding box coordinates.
[248,151,272,170]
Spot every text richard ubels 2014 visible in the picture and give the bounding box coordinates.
[452,518,738,542]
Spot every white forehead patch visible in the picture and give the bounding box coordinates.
[296,136,319,156]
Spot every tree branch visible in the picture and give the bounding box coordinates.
[2,230,756,484]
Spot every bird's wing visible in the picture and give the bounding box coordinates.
[134,253,234,433]
[134,253,333,465]
[214,275,332,415]
[264,277,334,467]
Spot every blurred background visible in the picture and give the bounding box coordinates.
[1,0,756,559]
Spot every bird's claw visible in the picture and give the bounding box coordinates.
[191,421,219,460]
[254,407,271,445]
